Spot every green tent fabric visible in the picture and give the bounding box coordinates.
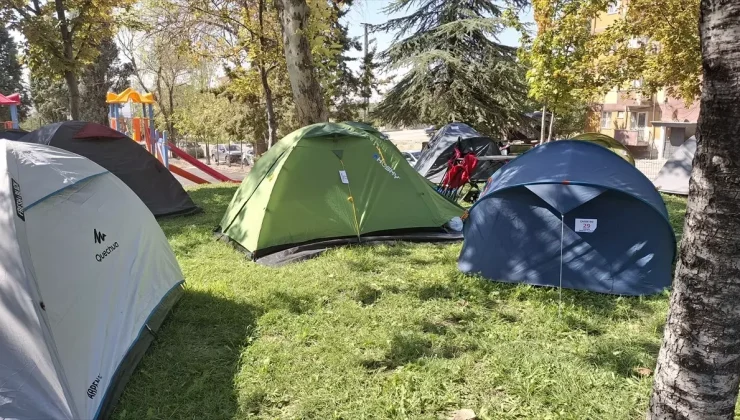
[571,133,636,165]
[216,122,465,265]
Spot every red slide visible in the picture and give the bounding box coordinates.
[170,164,210,184]
[168,142,238,183]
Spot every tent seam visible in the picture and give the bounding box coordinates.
[24,171,109,211]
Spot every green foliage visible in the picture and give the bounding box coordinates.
[523,0,700,107]
[1,0,130,73]
[29,71,69,123]
[372,0,530,137]
[0,26,27,121]
[113,185,687,419]
[585,0,700,103]
[520,0,600,116]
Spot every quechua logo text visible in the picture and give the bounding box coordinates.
[94,229,119,262]
[11,179,24,221]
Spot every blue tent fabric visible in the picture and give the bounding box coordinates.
[459,140,676,296]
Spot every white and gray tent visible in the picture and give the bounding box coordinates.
[0,140,184,419]
[653,136,697,195]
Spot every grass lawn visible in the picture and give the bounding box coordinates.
[114,185,688,420]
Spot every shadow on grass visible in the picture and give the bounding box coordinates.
[113,288,260,419]
[361,332,478,371]
[412,273,664,324]
[583,338,661,377]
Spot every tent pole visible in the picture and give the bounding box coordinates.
[559,213,564,318]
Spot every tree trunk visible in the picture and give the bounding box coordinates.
[275,0,328,126]
[53,0,80,119]
[260,67,278,149]
[539,105,546,145]
[547,111,555,142]
[205,140,211,165]
[648,1,740,418]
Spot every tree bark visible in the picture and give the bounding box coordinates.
[547,110,555,141]
[275,0,328,126]
[257,0,278,148]
[648,1,740,418]
[53,0,80,119]
[259,67,277,149]
[539,105,546,145]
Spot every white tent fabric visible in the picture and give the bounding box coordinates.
[653,136,697,195]
[0,140,184,419]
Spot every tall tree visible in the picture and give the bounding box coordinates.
[79,38,133,124]
[520,0,595,142]
[119,28,194,141]
[359,36,381,121]
[1,0,134,119]
[29,71,69,123]
[0,26,26,121]
[586,0,700,103]
[275,0,329,125]
[373,0,529,136]
[648,0,740,418]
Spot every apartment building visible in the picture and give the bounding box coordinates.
[584,0,700,159]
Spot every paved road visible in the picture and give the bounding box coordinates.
[385,129,429,152]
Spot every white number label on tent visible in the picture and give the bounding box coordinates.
[575,218,597,233]
[339,170,349,184]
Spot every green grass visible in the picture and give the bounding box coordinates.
[113,185,687,420]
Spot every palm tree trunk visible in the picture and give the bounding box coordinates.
[275,0,328,126]
[648,0,740,418]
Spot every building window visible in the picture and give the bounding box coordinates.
[601,112,612,128]
[617,111,625,119]
[607,0,621,14]
[632,79,643,89]
[630,112,647,129]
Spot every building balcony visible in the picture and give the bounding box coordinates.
[614,129,650,146]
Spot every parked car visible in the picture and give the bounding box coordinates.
[242,145,255,166]
[180,142,203,158]
[402,151,420,166]
[424,126,436,137]
[212,144,242,165]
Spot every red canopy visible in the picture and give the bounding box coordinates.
[0,93,21,106]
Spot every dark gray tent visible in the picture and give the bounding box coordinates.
[0,128,28,140]
[459,140,676,296]
[653,136,696,195]
[19,121,200,218]
[414,123,504,183]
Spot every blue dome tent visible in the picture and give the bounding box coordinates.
[459,140,676,296]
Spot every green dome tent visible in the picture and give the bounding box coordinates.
[216,122,464,265]
[571,132,636,165]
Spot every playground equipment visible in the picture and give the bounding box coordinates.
[0,92,21,129]
[107,88,236,184]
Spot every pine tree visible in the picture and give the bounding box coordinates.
[373,0,529,136]
[0,26,26,121]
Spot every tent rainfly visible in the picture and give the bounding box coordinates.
[571,132,636,165]
[653,136,696,195]
[18,121,200,218]
[216,122,465,265]
[414,123,504,183]
[0,140,184,419]
[459,140,675,296]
